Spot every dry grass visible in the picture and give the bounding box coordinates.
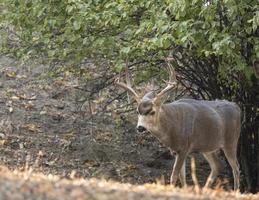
[0,166,257,200]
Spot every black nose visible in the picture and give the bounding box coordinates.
[136,126,146,133]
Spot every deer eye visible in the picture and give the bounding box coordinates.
[149,111,155,115]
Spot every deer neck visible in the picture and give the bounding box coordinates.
[148,105,176,147]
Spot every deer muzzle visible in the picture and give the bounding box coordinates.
[136,125,147,133]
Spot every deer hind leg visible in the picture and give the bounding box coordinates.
[203,152,223,188]
[223,147,240,191]
[179,159,187,187]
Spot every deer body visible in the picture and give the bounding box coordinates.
[115,63,240,190]
[138,99,240,154]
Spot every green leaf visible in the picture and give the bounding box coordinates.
[73,21,81,30]
[114,61,124,73]
[121,47,131,54]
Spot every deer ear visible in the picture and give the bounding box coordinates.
[152,93,170,106]
[160,93,171,104]
[143,91,156,100]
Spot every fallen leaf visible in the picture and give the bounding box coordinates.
[54,79,66,86]
[9,107,13,113]
[21,123,41,133]
[0,133,6,139]
[21,101,35,110]
[10,96,20,100]
[16,74,27,79]
[6,71,17,78]
[19,143,24,149]
[38,150,45,157]
[95,132,112,142]
[84,159,99,167]
[18,94,37,100]
[125,164,137,171]
[40,111,47,115]
[63,132,75,140]
[0,140,6,146]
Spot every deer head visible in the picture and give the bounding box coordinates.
[115,61,177,133]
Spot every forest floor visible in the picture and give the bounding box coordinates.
[0,55,257,199]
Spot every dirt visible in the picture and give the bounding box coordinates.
[0,55,234,190]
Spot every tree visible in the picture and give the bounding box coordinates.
[1,0,258,192]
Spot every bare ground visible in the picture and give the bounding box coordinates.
[0,55,253,198]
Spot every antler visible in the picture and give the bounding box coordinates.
[153,59,177,104]
[115,66,140,103]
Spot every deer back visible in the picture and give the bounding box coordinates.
[149,99,240,153]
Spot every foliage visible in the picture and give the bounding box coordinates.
[1,0,258,78]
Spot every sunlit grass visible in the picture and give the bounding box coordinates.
[0,165,257,200]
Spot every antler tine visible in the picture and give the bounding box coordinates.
[114,66,140,102]
[166,59,176,83]
[125,66,132,88]
[153,59,177,103]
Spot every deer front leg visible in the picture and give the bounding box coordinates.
[170,152,187,186]
[179,159,187,187]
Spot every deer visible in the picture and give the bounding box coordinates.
[115,62,241,191]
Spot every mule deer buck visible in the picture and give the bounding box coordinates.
[115,63,241,191]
